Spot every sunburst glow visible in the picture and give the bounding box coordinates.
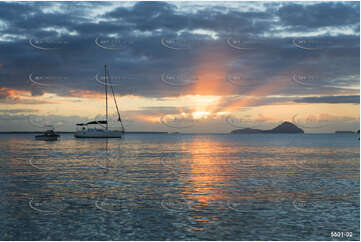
[192,111,211,119]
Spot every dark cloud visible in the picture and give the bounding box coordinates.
[0,109,37,113]
[294,95,360,104]
[0,1,359,102]
[105,1,273,34]
[30,88,45,97]
[278,2,360,29]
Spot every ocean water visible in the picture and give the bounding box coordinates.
[0,133,359,240]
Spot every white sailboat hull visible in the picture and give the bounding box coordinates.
[74,130,122,138]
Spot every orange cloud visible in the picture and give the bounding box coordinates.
[68,89,104,99]
[295,113,360,123]
[0,87,30,99]
[132,113,160,123]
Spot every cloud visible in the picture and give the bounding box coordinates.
[0,108,37,114]
[278,2,359,29]
[294,95,360,104]
[30,88,45,97]
[0,1,358,122]
[0,87,51,104]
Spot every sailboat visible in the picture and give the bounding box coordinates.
[74,65,125,138]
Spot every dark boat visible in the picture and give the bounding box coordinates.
[35,129,60,141]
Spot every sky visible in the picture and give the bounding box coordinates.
[0,1,359,133]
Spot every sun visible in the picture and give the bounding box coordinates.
[192,111,211,120]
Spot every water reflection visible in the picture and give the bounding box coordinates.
[0,133,359,240]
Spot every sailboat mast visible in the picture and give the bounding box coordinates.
[104,64,108,131]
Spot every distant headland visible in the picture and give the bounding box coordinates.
[231,121,304,134]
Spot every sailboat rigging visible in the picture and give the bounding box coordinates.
[74,65,125,138]
[106,66,125,133]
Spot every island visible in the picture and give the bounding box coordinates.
[231,121,304,134]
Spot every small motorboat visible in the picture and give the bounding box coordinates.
[35,129,60,141]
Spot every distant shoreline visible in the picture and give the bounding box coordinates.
[0,131,169,134]
[0,132,357,135]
